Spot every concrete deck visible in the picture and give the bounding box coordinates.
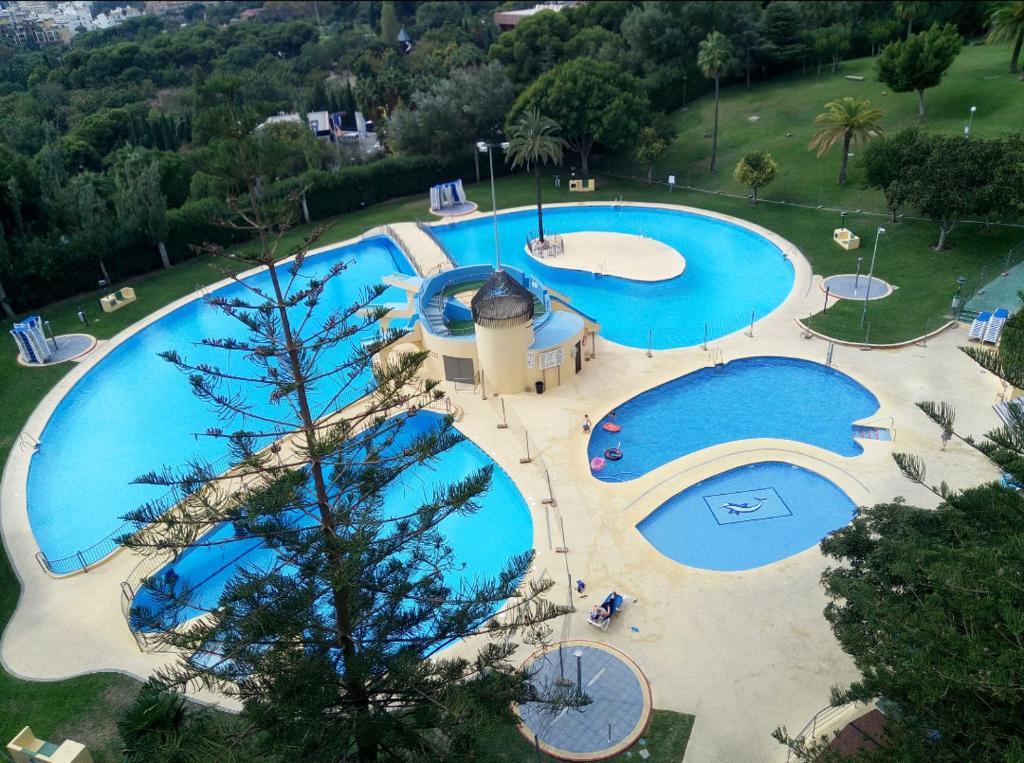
[0,203,1009,759]
[527,232,686,282]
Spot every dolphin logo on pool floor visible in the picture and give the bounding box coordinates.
[721,497,767,515]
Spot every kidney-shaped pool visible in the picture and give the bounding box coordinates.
[588,356,880,482]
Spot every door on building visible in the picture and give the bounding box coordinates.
[574,341,582,373]
[443,355,475,384]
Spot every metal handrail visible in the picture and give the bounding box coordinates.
[415,219,456,268]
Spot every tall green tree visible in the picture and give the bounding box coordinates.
[809,97,885,185]
[61,172,115,287]
[986,1,1024,77]
[506,109,566,243]
[895,0,928,38]
[510,57,650,177]
[379,0,399,45]
[876,24,962,117]
[113,147,171,269]
[122,101,571,763]
[774,483,1024,761]
[390,63,515,181]
[902,134,1023,250]
[861,127,924,222]
[733,150,777,204]
[697,31,735,174]
[633,126,668,184]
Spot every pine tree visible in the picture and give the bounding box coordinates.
[121,92,573,762]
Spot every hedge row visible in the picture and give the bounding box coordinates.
[165,153,486,263]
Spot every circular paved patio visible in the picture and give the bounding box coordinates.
[15,333,97,367]
[516,640,652,761]
[821,274,893,300]
[430,200,478,217]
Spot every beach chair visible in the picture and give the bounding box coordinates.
[968,311,991,341]
[586,591,629,632]
[983,308,1010,344]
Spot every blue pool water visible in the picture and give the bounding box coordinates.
[435,205,794,348]
[588,356,879,482]
[637,461,856,571]
[28,237,414,562]
[132,411,533,628]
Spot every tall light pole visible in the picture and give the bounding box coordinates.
[860,227,886,328]
[953,275,968,322]
[478,140,510,270]
[964,105,977,138]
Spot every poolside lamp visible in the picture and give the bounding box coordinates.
[860,227,886,329]
[478,140,510,269]
[965,106,977,138]
[953,275,968,320]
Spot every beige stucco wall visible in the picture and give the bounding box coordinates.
[526,329,588,391]
[477,322,532,394]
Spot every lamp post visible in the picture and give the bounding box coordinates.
[860,227,886,328]
[952,275,968,322]
[477,140,510,270]
[964,105,977,138]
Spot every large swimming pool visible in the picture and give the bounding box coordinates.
[637,461,856,571]
[588,356,879,482]
[28,236,414,564]
[435,205,794,349]
[132,412,532,629]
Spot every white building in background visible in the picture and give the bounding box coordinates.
[92,4,143,30]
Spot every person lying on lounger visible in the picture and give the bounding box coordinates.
[590,591,619,622]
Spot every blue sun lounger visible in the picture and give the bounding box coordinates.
[968,311,992,341]
[587,591,628,632]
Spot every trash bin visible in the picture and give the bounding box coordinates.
[535,380,545,394]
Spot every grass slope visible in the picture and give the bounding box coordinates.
[651,43,1023,211]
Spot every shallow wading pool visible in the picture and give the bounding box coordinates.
[637,461,857,571]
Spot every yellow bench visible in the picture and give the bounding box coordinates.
[833,228,861,250]
[569,178,596,192]
[7,727,93,763]
[99,286,137,313]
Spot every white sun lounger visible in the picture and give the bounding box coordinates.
[968,311,992,341]
[983,307,1010,344]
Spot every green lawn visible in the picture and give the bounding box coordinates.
[2,44,1022,755]
[616,43,1024,212]
[474,710,695,762]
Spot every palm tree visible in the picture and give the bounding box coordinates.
[895,0,927,38]
[987,1,1024,78]
[698,31,735,174]
[809,97,885,185]
[506,109,567,243]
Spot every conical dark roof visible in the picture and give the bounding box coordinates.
[471,269,535,329]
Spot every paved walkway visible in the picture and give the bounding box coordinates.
[0,203,1009,758]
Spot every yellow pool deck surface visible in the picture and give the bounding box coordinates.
[526,231,686,281]
[0,202,1009,760]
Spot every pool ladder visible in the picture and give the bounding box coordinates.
[707,348,725,367]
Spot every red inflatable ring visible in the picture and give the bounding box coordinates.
[602,422,621,433]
